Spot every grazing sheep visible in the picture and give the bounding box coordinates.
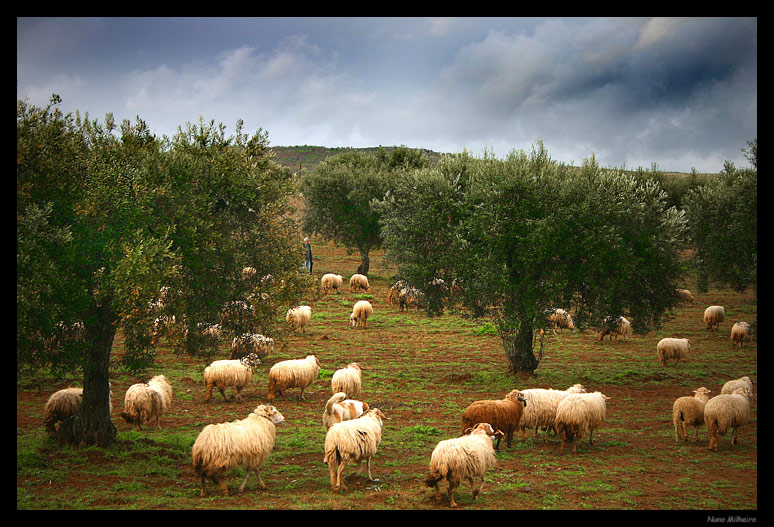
[203,353,262,402]
[657,337,692,367]
[387,280,408,308]
[555,391,610,453]
[546,308,575,332]
[703,305,726,331]
[322,392,370,431]
[518,384,587,442]
[424,423,504,508]
[349,273,370,293]
[460,389,527,450]
[321,273,344,295]
[676,288,695,303]
[230,333,274,359]
[285,305,312,333]
[398,286,426,311]
[331,362,364,399]
[730,322,752,348]
[349,300,373,329]
[192,404,285,496]
[704,387,754,452]
[121,375,173,431]
[721,376,755,396]
[672,387,712,442]
[267,354,321,403]
[44,387,84,436]
[597,316,631,342]
[324,408,386,492]
[44,385,113,437]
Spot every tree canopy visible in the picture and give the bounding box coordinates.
[376,144,688,374]
[17,97,310,445]
[299,147,430,275]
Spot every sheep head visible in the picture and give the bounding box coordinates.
[254,404,285,425]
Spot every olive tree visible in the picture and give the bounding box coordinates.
[17,97,307,446]
[684,141,757,296]
[299,147,430,275]
[376,144,687,375]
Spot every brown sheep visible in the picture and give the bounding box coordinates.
[460,389,526,450]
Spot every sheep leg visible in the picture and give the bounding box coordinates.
[234,386,243,402]
[589,429,594,445]
[447,483,459,508]
[336,458,349,491]
[692,426,700,442]
[366,457,374,480]
[731,427,739,446]
[237,468,252,493]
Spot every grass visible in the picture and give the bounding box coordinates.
[17,241,757,510]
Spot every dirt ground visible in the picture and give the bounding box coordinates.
[17,243,757,511]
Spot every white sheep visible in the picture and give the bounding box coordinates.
[203,353,262,402]
[120,375,173,431]
[657,337,692,367]
[324,408,386,492]
[44,385,113,437]
[554,391,610,453]
[721,376,755,396]
[518,384,587,442]
[672,387,712,442]
[321,273,344,295]
[730,321,752,348]
[267,354,321,403]
[546,308,575,332]
[704,386,754,452]
[192,404,285,496]
[703,305,726,331]
[597,316,631,342]
[322,392,370,431]
[285,305,312,333]
[230,333,274,359]
[349,300,373,329]
[424,422,504,508]
[676,288,695,303]
[349,273,370,293]
[331,362,364,399]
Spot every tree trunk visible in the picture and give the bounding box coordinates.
[69,321,117,447]
[498,323,542,375]
[356,248,370,276]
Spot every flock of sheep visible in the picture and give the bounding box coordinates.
[41,271,756,508]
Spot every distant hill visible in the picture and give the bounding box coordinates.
[269,145,715,178]
[269,145,444,174]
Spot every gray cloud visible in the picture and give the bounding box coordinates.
[17,17,756,172]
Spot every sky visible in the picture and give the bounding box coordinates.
[17,17,757,173]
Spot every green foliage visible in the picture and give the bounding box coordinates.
[17,98,307,444]
[299,146,431,274]
[684,157,757,295]
[376,142,688,374]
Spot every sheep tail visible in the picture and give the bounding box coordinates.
[325,392,348,415]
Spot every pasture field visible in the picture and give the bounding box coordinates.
[17,241,757,510]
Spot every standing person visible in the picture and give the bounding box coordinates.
[303,237,313,274]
